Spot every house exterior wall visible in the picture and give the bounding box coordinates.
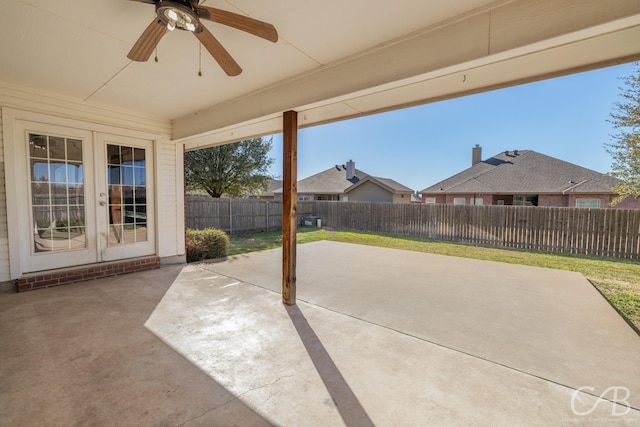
[421,194,447,204]
[392,193,412,204]
[422,191,640,208]
[612,196,640,209]
[443,194,491,205]
[538,195,569,207]
[0,109,9,283]
[568,194,640,209]
[347,181,393,203]
[0,84,184,284]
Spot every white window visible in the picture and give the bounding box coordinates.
[472,198,483,206]
[424,197,436,204]
[576,199,601,208]
[453,198,466,205]
[298,195,312,201]
[496,200,505,206]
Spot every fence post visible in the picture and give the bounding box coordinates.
[229,198,233,234]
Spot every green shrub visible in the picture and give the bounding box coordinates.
[186,228,229,262]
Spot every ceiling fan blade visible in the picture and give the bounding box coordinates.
[127,19,168,62]
[194,26,242,76]
[194,6,278,43]
[128,0,157,3]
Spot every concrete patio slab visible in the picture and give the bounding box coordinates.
[1,241,639,426]
[204,241,640,409]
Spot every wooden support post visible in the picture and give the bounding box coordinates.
[282,110,298,305]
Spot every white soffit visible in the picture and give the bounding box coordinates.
[181,1,640,148]
[0,0,503,121]
[1,0,639,144]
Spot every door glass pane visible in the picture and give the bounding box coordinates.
[121,146,134,165]
[29,133,86,253]
[107,144,147,246]
[29,134,48,158]
[48,136,66,160]
[67,139,83,161]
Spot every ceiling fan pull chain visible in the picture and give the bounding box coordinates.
[155,47,159,63]
[198,43,202,76]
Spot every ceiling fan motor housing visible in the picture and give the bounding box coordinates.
[156,0,202,32]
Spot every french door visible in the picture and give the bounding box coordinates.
[16,120,155,273]
[95,134,155,261]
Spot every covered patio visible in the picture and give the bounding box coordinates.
[2,1,640,425]
[2,242,638,425]
[2,0,640,289]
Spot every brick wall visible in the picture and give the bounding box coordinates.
[421,192,640,208]
[15,256,160,292]
[538,195,569,207]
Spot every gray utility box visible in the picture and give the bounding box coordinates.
[301,215,322,227]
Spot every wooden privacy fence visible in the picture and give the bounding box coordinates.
[313,202,640,259]
[186,196,640,259]
[187,195,313,233]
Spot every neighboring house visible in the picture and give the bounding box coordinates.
[346,176,414,203]
[274,160,414,203]
[255,179,283,200]
[420,146,640,209]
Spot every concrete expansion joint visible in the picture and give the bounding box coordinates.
[199,265,281,296]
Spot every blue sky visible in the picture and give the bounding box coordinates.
[266,62,635,192]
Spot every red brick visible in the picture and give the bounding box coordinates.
[18,283,32,291]
[33,279,60,287]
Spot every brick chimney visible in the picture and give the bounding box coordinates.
[346,160,355,180]
[472,145,482,166]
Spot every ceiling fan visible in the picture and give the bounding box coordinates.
[127,0,278,76]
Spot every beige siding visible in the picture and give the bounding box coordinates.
[156,141,185,259]
[1,84,184,278]
[0,83,171,136]
[0,110,9,281]
[392,193,412,204]
[348,181,392,203]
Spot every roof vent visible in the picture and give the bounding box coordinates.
[514,149,519,155]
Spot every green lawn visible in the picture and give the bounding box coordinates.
[228,228,640,333]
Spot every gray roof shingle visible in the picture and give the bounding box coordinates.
[347,176,414,194]
[420,150,620,194]
[274,166,367,194]
[274,165,414,195]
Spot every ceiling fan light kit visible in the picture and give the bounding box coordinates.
[127,0,278,76]
[157,1,200,32]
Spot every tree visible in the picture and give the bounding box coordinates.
[606,63,640,205]
[186,137,275,198]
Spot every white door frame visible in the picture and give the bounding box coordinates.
[3,108,160,278]
[12,120,99,272]
[95,133,155,262]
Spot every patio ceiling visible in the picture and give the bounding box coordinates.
[2,1,640,145]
